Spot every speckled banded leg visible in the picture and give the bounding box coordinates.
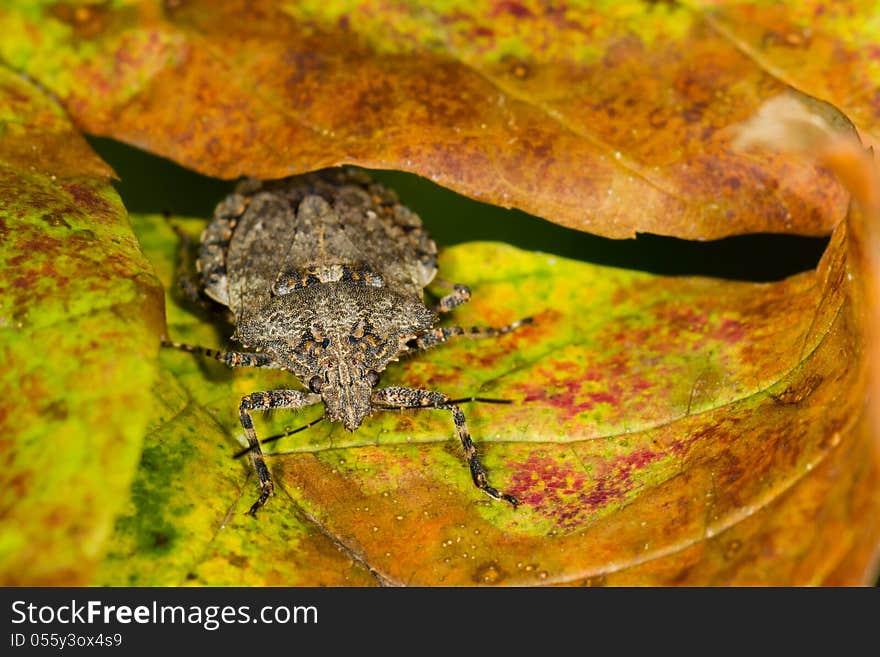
[239,390,322,516]
[432,283,471,314]
[161,340,281,369]
[372,386,518,508]
[409,317,533,351]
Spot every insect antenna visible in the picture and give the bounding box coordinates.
[381,397,515,411]
[446,397,513,405]
[233,415,326,458]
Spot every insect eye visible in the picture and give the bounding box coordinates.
[366,370,380,387]
[308,375,323,393]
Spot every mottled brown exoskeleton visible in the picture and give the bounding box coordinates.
[165,169,530,515]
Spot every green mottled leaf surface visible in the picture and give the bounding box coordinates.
[0,68,164,585]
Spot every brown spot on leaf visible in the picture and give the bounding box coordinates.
[772,374,824,405]
[473,561,508,584]
[503,56,531,80]
[41,213,71,229]
[48,1,113,40]
[723,539,743,560]
[227,554,248,568]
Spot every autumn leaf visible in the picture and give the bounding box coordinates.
[91,210,879,586]
[0,69,165,585]
[0,0,863,239]
[696,2,880,149]
[2,2,879,587]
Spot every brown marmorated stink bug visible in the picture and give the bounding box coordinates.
[163,168,531,515]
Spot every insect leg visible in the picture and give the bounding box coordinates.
[407,317,533,352]
[161,340,282,369]
[372,386,518,508]
[431,283,471,314]
[239,390,322,516]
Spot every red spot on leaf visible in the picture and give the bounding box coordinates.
[520,374,617,416]
[61,182,108,214]
[585,390,618,406]
[713,318,746,343]
[492,1,535,19]
[506,448,666,529]
[656,306,709,334]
